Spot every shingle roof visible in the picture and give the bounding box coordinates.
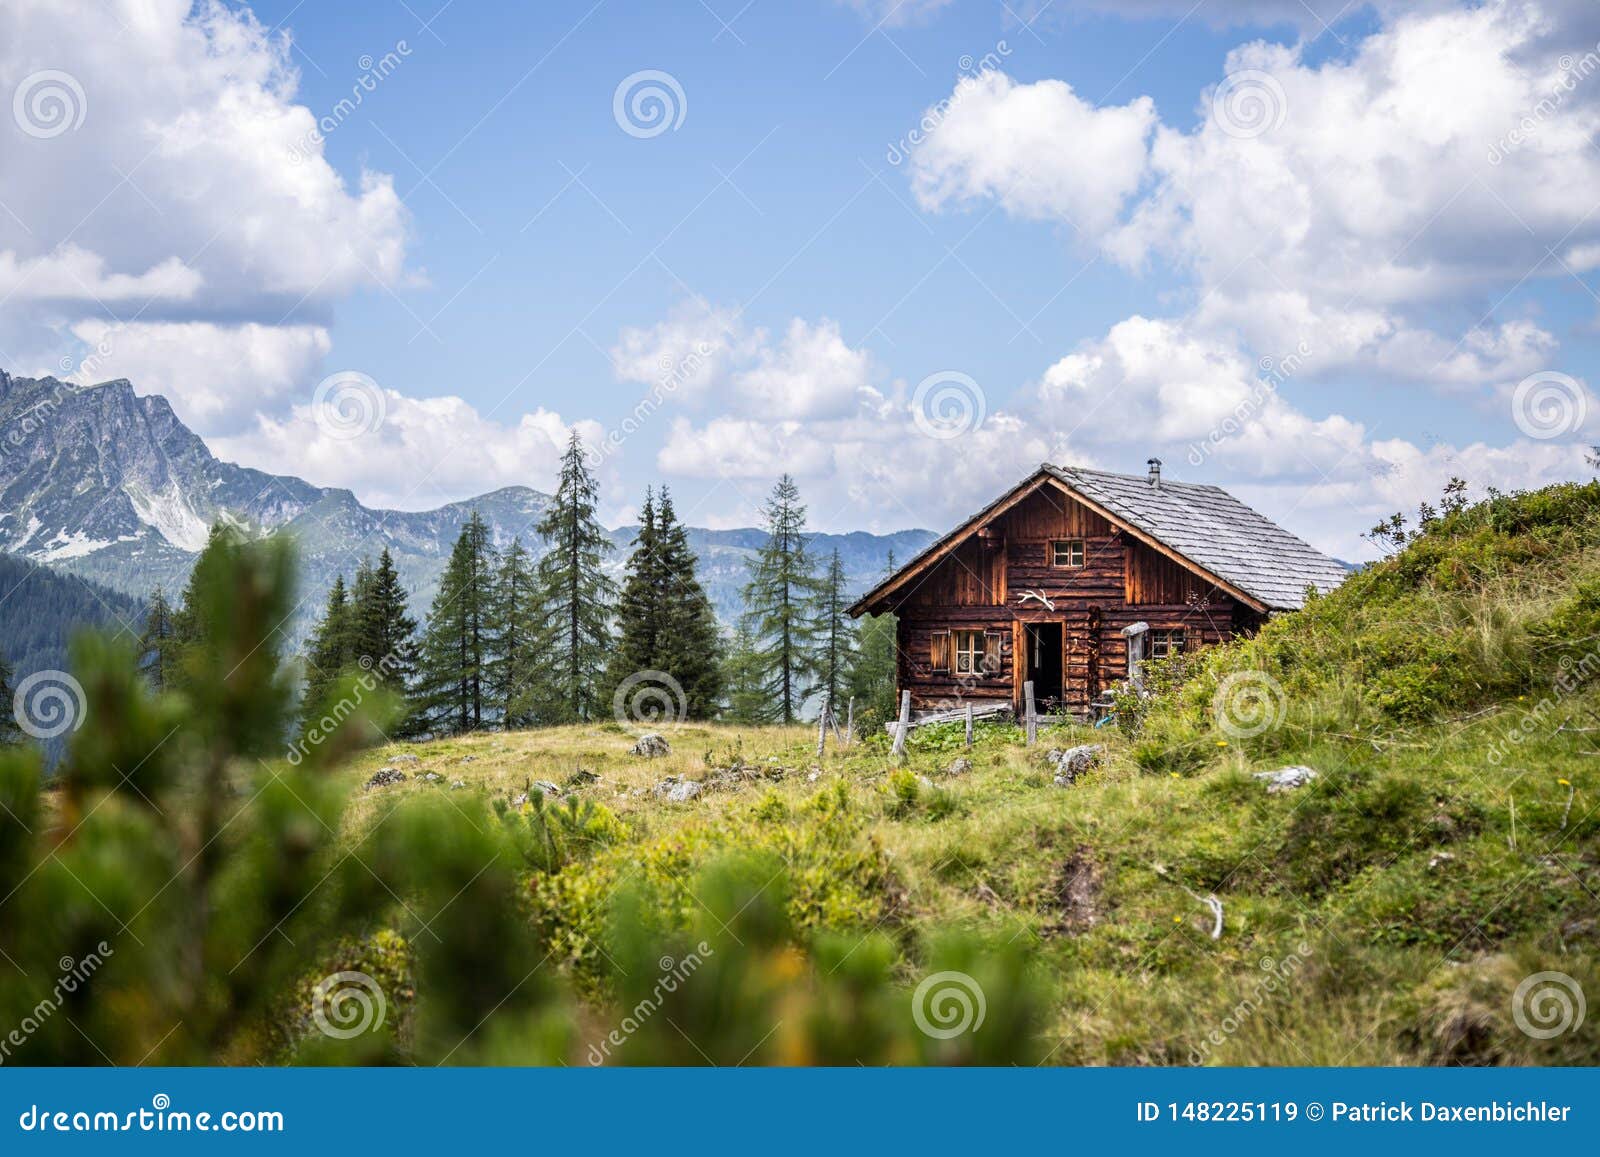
[1043,464,1349,610]
[847,463,1350,617]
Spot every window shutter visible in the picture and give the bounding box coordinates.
[983,630,1004,675]
[930,630,951,673]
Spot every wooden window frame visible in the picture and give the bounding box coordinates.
[1050,538,1086,568]
[953,629,984,676]
[930,629,951,673]
[1149,628,1186,660]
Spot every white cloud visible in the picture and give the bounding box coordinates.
[214,393,603,513]
[909,71,1157,239]
[68,320,332,436]
[0,246,201,304]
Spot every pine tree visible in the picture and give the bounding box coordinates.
[351,549,418,693]
[531,433,616,723]
[302,575,355,715]
[654,487,723,717]
[719,626,769,724]
[487,537,541,727]
[847,549,899,733]
[137,587,181,692]
[607,487,663,695]
[174,523,243,654]
[417,513,496,733]
[811,548,856,719]
[0,652,19,743]
[739,474,822,724]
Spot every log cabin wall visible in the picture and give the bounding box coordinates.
[887,483,1263,714]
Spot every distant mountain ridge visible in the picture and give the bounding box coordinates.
[0,370,935,639]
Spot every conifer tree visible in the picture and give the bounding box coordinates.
[351,549,418,692]
[137,587,181,692]
[531,433,615,722]
[607,487,663,695]
[174,523,243,653]
[654,487,723,717]
[739,474,822,724]
[417,513,496,733]
[811,548,856,718]
[488,537,540,727]
[719,626,769,724]
[302,574,355,716]
[0,652,19,743]
[847,550,899,733]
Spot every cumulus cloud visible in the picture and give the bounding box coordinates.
[909,71,1157,239]
[0,0,410,438]
[214,393,602,513]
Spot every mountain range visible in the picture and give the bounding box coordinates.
[0,370,935,640]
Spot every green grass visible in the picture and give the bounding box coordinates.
[325,483,1600,1065]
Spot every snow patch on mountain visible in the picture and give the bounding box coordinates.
[37,529,112,561]
[124,478,211,551]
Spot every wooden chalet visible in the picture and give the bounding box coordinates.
[847,460,1349,720]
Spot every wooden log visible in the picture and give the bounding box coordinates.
[965,702,974,748]
[890,691,912,761]
[1024,680,1037,746]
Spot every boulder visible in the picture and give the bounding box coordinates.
[1252,765,1318,794]
[391,754,421,765]
[653,776,701,802]
[945,757,974,777]
[1046,744,1102,786]
[532,780,563,798]
[365,767,407,790]
[420,771,442,783]
[631,733,672,758]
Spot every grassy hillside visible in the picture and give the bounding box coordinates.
[336,484,1600,1065]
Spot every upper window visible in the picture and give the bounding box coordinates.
[954,629,984,675]
[1051,539,1085,568]
[1149,628,1186,659]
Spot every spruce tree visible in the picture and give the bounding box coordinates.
[739,474,822,724]
[847,549,899,733]
[655,487,722,716]
[811,547,856,718]
[607,488,663,696]
[351,549,418,692]
[417,513,496,733]
[302,575,355,716]
[531,433,615,723]
[487,537,540,727]
[0,652,19,743]
[137,587,181,692]
[719,626,769,724]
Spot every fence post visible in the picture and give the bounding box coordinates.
[816,695,829,761]
[845,697,855,748]
[890,691,912,761]
[965,702,974,748]
[1024,680,1037,746]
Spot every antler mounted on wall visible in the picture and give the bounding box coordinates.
[1017,589,1056,611]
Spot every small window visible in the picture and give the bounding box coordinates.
[1051,539,1085,568]
[954,630,984,675]
[1149,628,1186,659]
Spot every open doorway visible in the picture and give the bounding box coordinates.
[1024,621,1063,712]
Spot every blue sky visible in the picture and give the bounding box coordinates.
[3,0,1599,558]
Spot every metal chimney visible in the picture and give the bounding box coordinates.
[1147,457,1162,488]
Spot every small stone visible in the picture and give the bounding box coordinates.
[946,757,974,777]
[390,753,421,765]
[420,771,442,783]
[565,767,600,786]
[450,779,467,790]
[631,734,672,758]
[1046,744,1103,785]
[652,776,701,803]
[531,780,562,798]
[1252,765,1318,793]
[1428,852,1456,870]
[460,755,476,764]
[365,767,407,790]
